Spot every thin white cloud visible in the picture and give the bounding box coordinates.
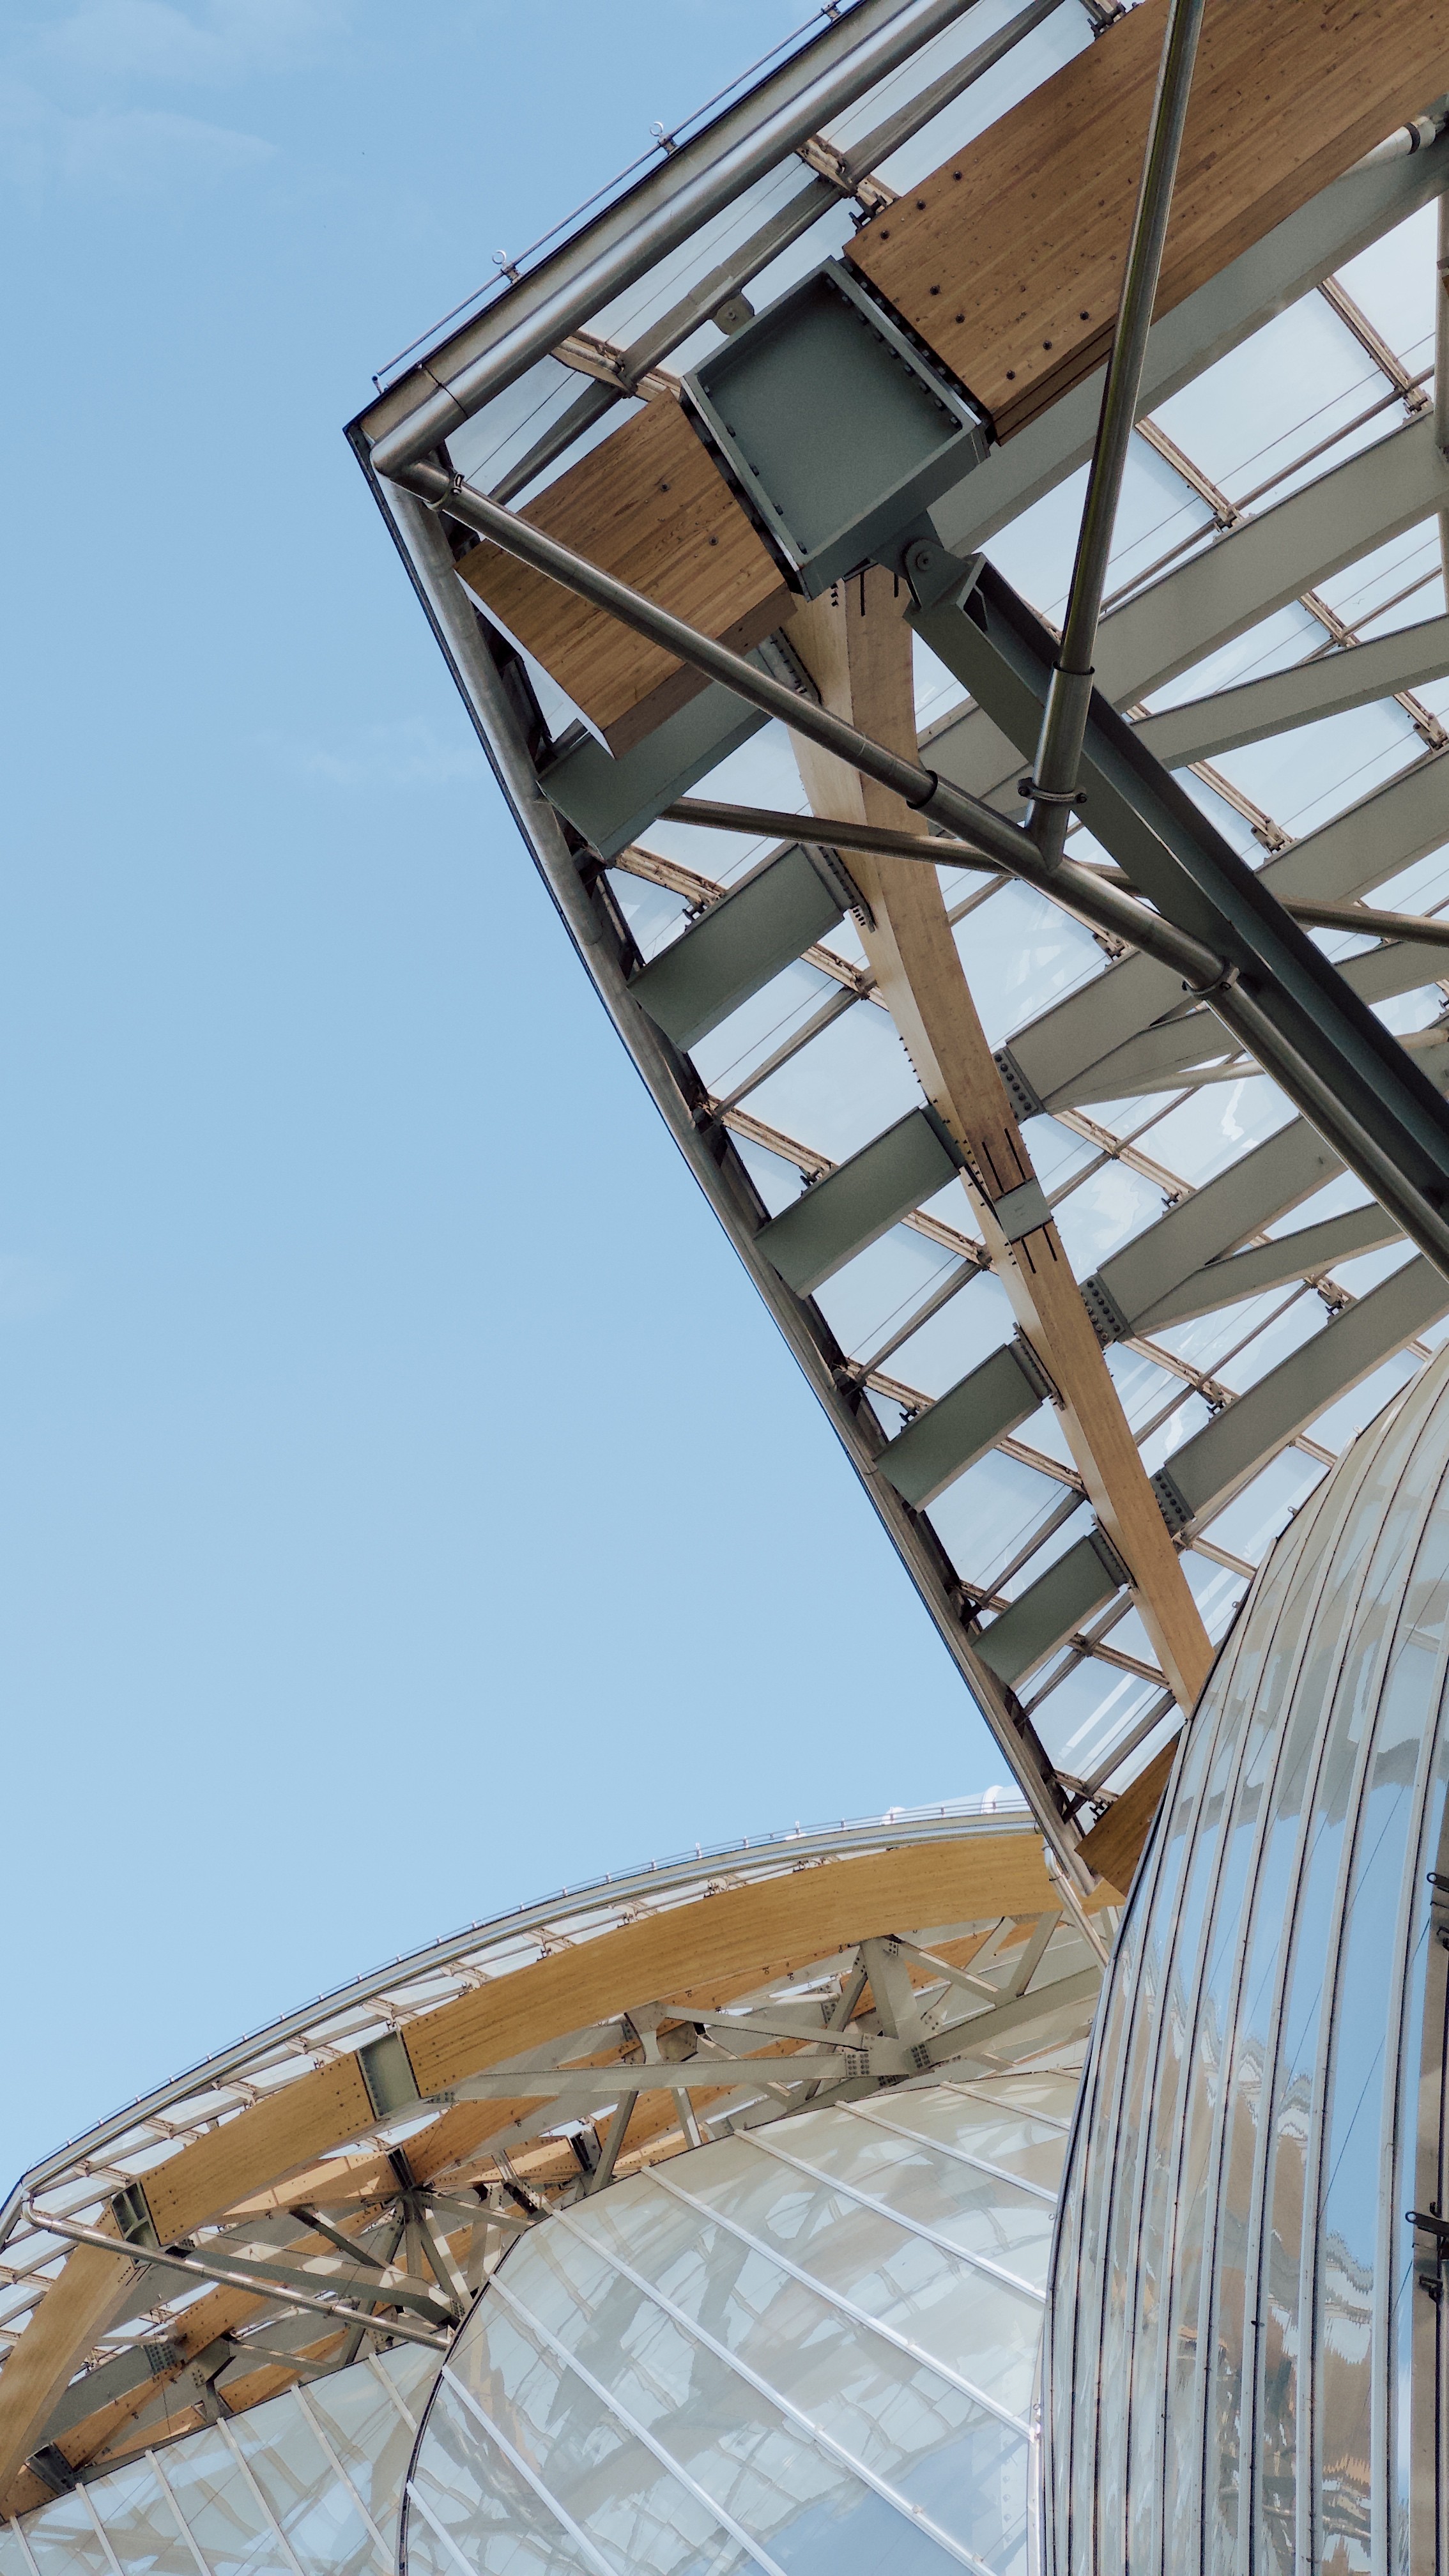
[0,0,348,191]
[33,0,343,88]
[0,75,274,187]
[261,717,479,792]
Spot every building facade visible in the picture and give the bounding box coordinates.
[6,0,1449,2564]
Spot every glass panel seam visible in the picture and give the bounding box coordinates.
[365,2351,425,2434]
[291,2382,390,2563]
[840,2099,1059,2202]
[403,2481,477,2576]
[217,2416,308,2576]
[956,2082,1070,2133]
[483,2266,791,2576]
[7,2521,40,2576]
[77,2483,125,2576]
[146,2446,213,2576]
[549,2202,994,2574]
[644,2163,1032,2434]
[737,2129,1045,2301]
[428,2362,648,2576]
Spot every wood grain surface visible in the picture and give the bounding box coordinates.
[847,0,1449,440]
[456,394,793,752]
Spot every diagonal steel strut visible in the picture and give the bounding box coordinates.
[388,457,1449,1282]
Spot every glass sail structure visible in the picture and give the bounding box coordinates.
[1046,1326,1449,2571]
[344,0,1449,1871]
[8,3,1449,2568]
[0,1803,1103,2552]
[405,2074,1075,2576]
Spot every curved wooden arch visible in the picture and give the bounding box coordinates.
[0,1828,1085,2504]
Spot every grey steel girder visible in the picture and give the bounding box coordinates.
[976,1533,1130,1690]
[1091,411,1449,702]
[753,1106,963,1294]
[911,558,1449,1238]
[1130,1203,1404,1333]
[928,127,1449,559]
[629,841,849,1052]
[1153,1253,1449,1532]
[1132,613,1449,768]
[1092,1115,1347,1323]
[926,410,1449,812]
[1002,751,1449,1110]
[1053,948,1449,1106]
[37,2339,185,2446]
[379,480,1086,1869]
[975,1254,1449,1690]
[541,678,769,862]
[878,1336,1056,1508]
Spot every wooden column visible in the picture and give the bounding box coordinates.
[787,568,1212,1715]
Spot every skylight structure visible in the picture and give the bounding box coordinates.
[8,0,1449,2563]
[346,0,1449,1895]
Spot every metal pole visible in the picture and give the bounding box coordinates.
[1027,0,1206,866]
[28,2205,452,2351]
[391,459,1449,1280]
[395,459,1220,988]
[1436,187,1449,594]
[664,794,995,869]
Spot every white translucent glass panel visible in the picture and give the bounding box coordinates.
[812,1230,972,1371]
[841,0,1089,191]
[954,882,1104,1051]
[1336,203,1439,378]
[405,2083,1071,2576]
[1045,1338,1449,2573]
[990,440,1215,627]
[1153,293,1397,502]
[1209,701,1422,842]
[8,2345,436,2576]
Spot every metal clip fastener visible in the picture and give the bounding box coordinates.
[1183,960,1240,1001]
[1017,777,1086,806]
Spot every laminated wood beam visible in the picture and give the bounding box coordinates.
[399,1830,1058,2094]
[454,394,792,754]
[0,2219,145,2503]
[1078,1736,1181,1896]
[846,0,1449,442]
[0,1830,1066,2478]
[782,567,1213,1717]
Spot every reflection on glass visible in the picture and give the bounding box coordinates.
[404,2085,1072,2576]
[1046,1343,1449,2573]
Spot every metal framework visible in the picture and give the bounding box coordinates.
[339,0,1449,1885]
[0,1801,1107,2515]
[8,0,1449,2538]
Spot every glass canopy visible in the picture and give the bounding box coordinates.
[349,0,1449,1855]
[404,2073,1075,2576]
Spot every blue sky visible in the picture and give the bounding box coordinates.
[0,1,1002,2186]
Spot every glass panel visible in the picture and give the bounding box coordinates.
[84,2462,195,2576]
[232,2396,374,2576]
[144,2428,275,2576]
[410,2083,1070,2576]
[17,2497,114,2576]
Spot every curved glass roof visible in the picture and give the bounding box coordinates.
[404,2073,1075,2576]
[0,2343,435,2576]
[0,1802,1105,2524]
